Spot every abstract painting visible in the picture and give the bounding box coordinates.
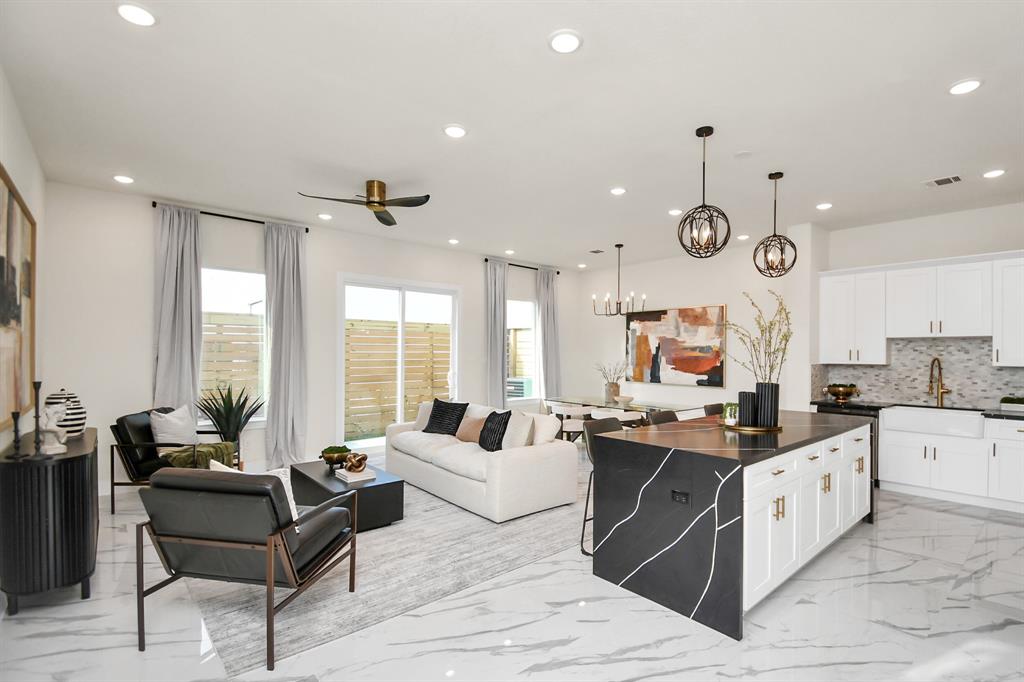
[626,306,725,387]
[0,162,36,430]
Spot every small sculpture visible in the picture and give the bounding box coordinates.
[38,403,69,455]
[344,453,368,473]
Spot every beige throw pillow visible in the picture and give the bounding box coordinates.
[456,416,486,443]
[502,410,535,449]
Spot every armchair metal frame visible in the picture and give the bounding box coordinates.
[136,489,357,671]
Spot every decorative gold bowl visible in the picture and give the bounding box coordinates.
[823,385,860,404]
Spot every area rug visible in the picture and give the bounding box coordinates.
[186,459,592,675]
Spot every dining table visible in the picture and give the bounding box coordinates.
[547,395,703,416]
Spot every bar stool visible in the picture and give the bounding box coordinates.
[548,404,592,442]
[590,408,645,428]
[580,417,623,557]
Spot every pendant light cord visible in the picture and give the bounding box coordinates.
[701,136,707,205]
[772,177,778,235]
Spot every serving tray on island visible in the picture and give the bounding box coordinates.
[721,422,783,434]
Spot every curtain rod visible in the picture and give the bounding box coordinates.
[483,258,560,275]
[152,201,309,233]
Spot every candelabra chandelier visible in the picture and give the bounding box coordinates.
[678,125,731,258]
[592,244,646,316]
[753,171,797,277]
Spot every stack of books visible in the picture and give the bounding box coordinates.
[335,467,376,483]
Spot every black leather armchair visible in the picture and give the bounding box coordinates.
[137,468,356,670]
[109,407,237,513]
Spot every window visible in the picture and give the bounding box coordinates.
[343,283,456,443]
[506,299,538,400]
[200,269,268,411]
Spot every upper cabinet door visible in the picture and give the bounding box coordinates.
[886,267,937,338]
[853,272,887,364]
[993,257,1024,366]
[819,275,855,363]
[936,261,992,337]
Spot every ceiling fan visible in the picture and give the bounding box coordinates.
[298,180,430,226]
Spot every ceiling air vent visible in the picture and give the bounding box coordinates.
[923,175,962,187]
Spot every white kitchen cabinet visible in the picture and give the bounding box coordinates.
[929,434,989,497]
[842,451,871,528]
[818,272,887,364]
[820,462,844,544]
[879,429,930,488]
[743,490,776,610]
[769,479,800,584]
[886,262,992,338]
[993,257,1024,366]
[986,418,1024,503]
[885,267,936,338]
[799,472,822,559]
[937,261,992,336]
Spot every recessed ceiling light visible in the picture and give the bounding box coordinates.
[982,169,1005,179]
[668,208,682,216]
[504,249,515,255]
[577,263,587,269]
[816,202,833,210]
[117,4,156,26]
[448,238,459,245]
[317,213,332,221]
[949,79,981,95]
[549,30,581,54]
[610,187,626,196]
[736,234,750,241]
[113,175,134,184]
[443,124,466,139]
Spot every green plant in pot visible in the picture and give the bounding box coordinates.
[196,386,265,444]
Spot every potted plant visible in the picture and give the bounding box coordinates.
[595,359,629,403]
[726,291,792,428]
[722,402,739,426]
[196,386,265,446]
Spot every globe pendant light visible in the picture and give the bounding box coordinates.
[678,126,731,258]
[753,172,797,277]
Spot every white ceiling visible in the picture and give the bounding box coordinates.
[1,1,1022,269]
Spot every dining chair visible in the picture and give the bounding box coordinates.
[590,408,645,428]
[649,409,679,425]
[547,404,592,442]
[704,403,725,417]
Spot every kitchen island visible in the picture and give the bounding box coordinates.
[591,410,872,640]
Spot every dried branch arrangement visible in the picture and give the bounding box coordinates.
[726,290,792,384]
[595,359,630,384]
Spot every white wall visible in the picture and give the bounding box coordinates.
[828,202,1024,270]
[39,181,579,493]
[0,63,45,447]
[563,225,827,413]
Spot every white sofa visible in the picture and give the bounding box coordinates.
[385,403,579,523]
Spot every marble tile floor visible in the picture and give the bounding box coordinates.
[0,486,1021,682]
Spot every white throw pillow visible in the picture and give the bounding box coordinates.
[531,414,561,445]
[412,402,433,430]
[209,459,300,523]
[502,410,535,449]
[150,405,198,454]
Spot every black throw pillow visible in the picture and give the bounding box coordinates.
[423,399,469,435]
[478,410,512,452]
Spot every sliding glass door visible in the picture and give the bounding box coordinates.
[343,283,455,443]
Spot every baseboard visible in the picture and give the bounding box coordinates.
[880,481,1023,514]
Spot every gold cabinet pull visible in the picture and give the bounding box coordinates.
[771,468,785,476]
[829,446,840,453]
[854,437,864,442]
[821,474,828,493]
[933,447,937,461]
[781,495,786,518]
[773,497,782,520]
[857,349,860,361]
[848,349,852,361]
[807,454,820,461]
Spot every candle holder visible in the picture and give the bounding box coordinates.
[33,381,42,455]
[10,411,27,460]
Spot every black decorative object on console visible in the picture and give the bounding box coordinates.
[679,126,731,259]
[753,172,797,277]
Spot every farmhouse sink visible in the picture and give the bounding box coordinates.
[881,405,985,438]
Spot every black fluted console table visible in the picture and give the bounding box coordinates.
[0,428,98,615]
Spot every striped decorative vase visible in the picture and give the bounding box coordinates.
[44,388,87,439]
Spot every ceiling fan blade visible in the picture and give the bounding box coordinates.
[375,209,397,227]
[297,191,366,206]
[383,194,430,208]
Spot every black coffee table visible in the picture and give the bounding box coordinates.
[290,462,404,532]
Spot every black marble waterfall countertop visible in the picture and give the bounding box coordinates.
[598,411,872,467]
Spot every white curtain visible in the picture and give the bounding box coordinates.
[485,258,508,408]
[153,204,202,415]
[265,222,309,468]
[536,266,561,398]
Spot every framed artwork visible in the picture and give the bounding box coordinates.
[0,162,36,430]
[626,305,726,387]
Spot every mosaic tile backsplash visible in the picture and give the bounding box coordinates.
[815,337,1024,409]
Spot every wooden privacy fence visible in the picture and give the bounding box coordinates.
[201,312,265,397]
[344,319,451,440]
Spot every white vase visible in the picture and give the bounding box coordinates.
[45,388,87,439]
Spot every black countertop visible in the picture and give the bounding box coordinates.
[811,399,1024,421]
[598,410,872,467]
